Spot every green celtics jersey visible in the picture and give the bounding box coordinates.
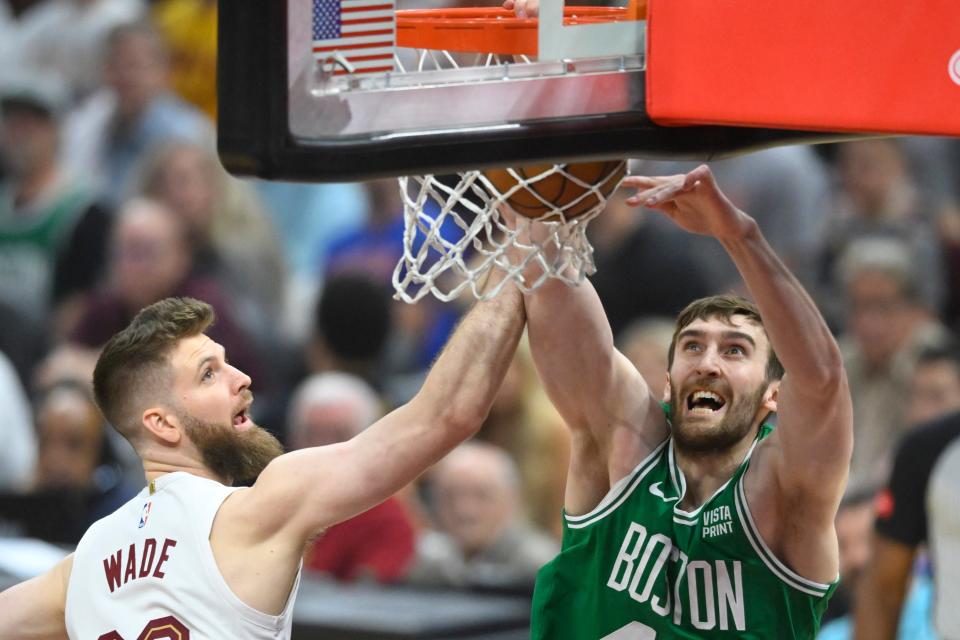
[531,423,836,639]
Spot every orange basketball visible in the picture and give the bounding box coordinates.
[482,160,627,219]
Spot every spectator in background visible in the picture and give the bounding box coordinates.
[254,179,367,337]
[821,489,876,627]
[907,344,960,426]
[819,139,945,326]
[250,272,393,448]
[407,441,557,591]
[288,372,416,583]
[310,273,393,392]
[476,341,569,539]
[0,2,14,64]
[325,179,405,281]
[854,410,960,640]
[325,179,461,381]
[33,380,137,510]
[133,139,287,336]
[62,20,211,208]
[899,137,960,330]
[1,0,144,100]
[1,379,139,544]
[898,137,960,221]
[818,489,937,640]
[151,0,217,120]
[850,343,960,640]
[63,198,261,384]
[0,298,48,391]
[838,237,953,493]
[939,203,960,332]
[0,350,36,491]
[0,73,112,331]
[616,316,675,400]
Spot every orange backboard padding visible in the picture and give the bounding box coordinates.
[646,0,960,136]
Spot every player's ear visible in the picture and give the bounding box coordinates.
[761,380,779,414]
[142,406,182,445]
[661,374,672,404]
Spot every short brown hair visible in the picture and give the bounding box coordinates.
[93,298,214,442]
[667,294,784,381]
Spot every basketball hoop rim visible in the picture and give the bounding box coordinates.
[396,6,632,56]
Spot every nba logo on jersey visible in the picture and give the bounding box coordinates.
[138,501,152,529]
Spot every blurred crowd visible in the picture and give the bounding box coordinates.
[1,0,960,636]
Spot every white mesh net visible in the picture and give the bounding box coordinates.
[379,38,629,302]
[392,162,626,303]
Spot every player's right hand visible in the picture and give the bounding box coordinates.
[623,165,755,242]
[503,0,539,18]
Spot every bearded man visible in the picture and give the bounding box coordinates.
[525,165,853,639]
[0,289,525,639]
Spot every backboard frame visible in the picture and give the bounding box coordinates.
[217,0,862,183]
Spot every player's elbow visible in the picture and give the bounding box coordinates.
[804,349,847,396]
[796,352,847,401]
[439,403,489,440]
[413,391,488,441]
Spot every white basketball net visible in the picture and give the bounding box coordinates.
[379,45,628,302]
[393,166,625,303]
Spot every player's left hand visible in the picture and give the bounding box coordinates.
[622,165,754,241]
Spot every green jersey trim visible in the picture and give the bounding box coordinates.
[734,474,835,597]
[668,431,764,527]
[564,439,668,529]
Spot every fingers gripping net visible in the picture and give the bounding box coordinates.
[392,165,624,303]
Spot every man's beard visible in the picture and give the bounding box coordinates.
[668,378,769,454]
[180,412,285,485]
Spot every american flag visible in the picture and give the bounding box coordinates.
[313,0,396,76]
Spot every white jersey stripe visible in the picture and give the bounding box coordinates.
[734,477,833,597]
[564,439,668,529]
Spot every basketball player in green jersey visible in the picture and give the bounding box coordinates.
[522,165,853,639]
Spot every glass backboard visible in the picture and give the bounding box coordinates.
[217,0,854,182]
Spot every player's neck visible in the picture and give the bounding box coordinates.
[673,432,755,510]
[141,446,230,486]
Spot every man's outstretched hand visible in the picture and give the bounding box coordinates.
[503,0,539,18]
[622,165,755,241]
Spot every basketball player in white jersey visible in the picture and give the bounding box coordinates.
[0,290,525,639]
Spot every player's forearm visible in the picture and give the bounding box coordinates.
[720,219,844,390]
[852,571,904,640]
[524,276,619,426]
[415,285,526,432]
[853,536,915,640]
[0,572,68,639]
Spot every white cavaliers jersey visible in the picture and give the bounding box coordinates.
[65,472,300,640]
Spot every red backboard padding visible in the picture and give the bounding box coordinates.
[646,0,960,136]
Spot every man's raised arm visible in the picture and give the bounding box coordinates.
[0,555,72,639]
[625,165,853,511]
[521,253,668,512]
[235,282,527,542]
